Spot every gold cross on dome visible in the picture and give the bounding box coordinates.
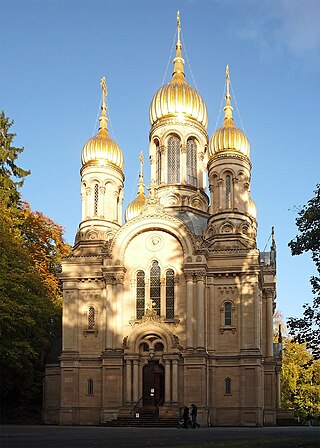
[100,76,107,96]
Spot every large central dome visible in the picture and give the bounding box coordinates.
[149,13,208,130]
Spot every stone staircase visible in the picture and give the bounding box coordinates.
[105,405,180,427]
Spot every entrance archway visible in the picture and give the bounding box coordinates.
[142,360,164,406]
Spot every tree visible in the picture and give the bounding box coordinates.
[20,202,70,303]
[0,111,30,207]
[0,203,54,416]
[281,340,320,421]
[288,184,320,359]
[0,112,70,421]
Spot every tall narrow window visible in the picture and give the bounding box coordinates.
[155,141,161,185]
[186,138,197,187]
[167,135,180,183]
[165,269,175,319]
[225,377,232,395]
[226,175,231,208]
[224,302,232,326]
[87,378,94,395]
[94,183,99,215]
[88,306,95,329]
[150,261,161,315]
[136,270,145,319]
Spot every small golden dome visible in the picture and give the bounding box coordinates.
[248,197,257,219]
[125,152,147,222]
[209,66,250,159]
[149,12,208,130]
[81,77,124,171]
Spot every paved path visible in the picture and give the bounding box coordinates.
[1,425,319,448]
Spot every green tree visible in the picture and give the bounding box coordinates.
[281,340,320,421]
[288,184,320,359]
[0,111,30,207]
[0,203,55,418]
[0,112,69,421]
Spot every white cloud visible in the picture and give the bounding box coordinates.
[277,0,320,55]
[237,0,320,60]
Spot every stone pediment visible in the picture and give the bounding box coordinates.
[124,307,182,353]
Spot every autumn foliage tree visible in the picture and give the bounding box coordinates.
[0,111,70,421]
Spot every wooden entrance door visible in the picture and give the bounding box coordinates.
[142,361,164,406]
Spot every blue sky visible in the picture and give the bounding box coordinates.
[1,0,319,322]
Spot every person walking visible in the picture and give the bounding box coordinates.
[182,406,189,429]
[190,403,200,428]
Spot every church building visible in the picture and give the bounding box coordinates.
[43,13,280,426]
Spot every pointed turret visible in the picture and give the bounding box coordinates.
[207,66,257,246]
[209,66,250,159]
[77,77,125,243]
[149,11,208,129]
[125,151,147,222]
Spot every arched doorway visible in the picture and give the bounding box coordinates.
[142,360,164,406]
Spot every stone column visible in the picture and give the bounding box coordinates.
[115,274,124,348]
[217,179,223,211]
[232,177,239,210]
[172,359,178,404]
[118,193,124,225]
[159,147,165,184]
[99,186,106,217]
[105,275,114,350]
[160,278,165,317]
[85,186,91,218]
[181,144,187,184]
[198,152,204,189]
[266,289,274,357]
[209,183,214,214]
[162,146,168,184]
[276,365,281,409]
[113,191,118,222]
[125,358,132,404]
[185,272,194,349]
[132,359,139,403]
[196,270,206,349]
[164,358,171,404]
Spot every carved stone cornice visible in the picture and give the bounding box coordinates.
[114,273,125,284]
[194,269,206,282]
[264,287,275,298]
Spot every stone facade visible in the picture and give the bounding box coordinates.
[43,15,280,426]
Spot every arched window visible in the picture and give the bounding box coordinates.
[226,175,231,209]
[87,378,94,395]
[136,270,145,319]
[154,342,164,351]
[186,138,197,187]
[155,140,161,185]
[225,377,232,395]
[94,183,99,215]
[167,135,180,183]
[224,302,232,326]
[165,269,175,319]
[88,306,95,329]
[150,261,161,315]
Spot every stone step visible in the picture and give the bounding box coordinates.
[105,417,180,427]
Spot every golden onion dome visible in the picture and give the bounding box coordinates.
[149,12,208,130]
[247,197,257,219]
[81,77,124,171]
[125,152,147,222]
[209,66,250,159]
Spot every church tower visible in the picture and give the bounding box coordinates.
[43,12,280,428]
[77,77,124,245]
[149,12,209,216]
[206,66,257,248]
